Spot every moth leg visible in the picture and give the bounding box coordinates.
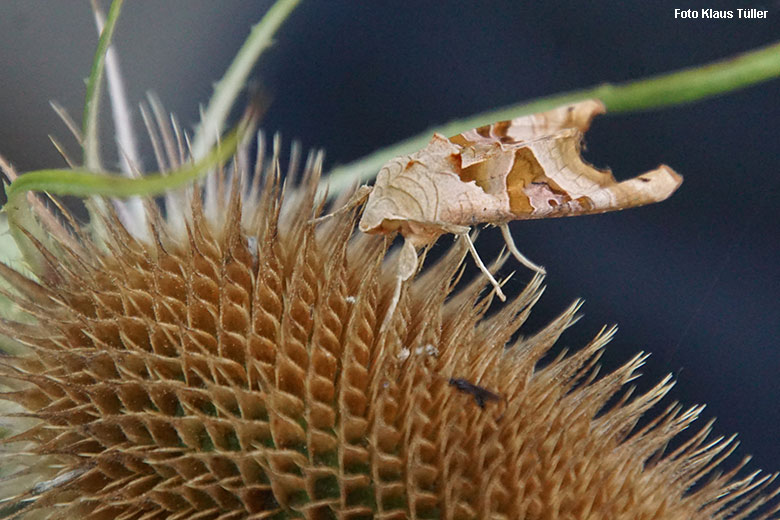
[310,185,372,224]
[460,232,507,301]
[499,223,546,275]
[380,237,418,332]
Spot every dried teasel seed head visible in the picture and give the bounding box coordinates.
[0,135,778,519]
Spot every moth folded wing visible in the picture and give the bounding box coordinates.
[514,131,683,218]
[451,99,606,147]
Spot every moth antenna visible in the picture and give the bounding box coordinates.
[500,223,546,275]
[310,185,372,224]
[461,231,507,301]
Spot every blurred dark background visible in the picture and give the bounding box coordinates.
[1,0,778,478]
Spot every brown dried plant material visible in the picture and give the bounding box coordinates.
[0,129,776,520]
[352,100,682,327]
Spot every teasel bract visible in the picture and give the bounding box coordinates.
[0,111,778,519]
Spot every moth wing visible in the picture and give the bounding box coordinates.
[508,130,682,218]
[449,99,682,219]
[451,99,605,148]
[360,134,495,238]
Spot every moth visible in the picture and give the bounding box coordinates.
[320,100,682,329]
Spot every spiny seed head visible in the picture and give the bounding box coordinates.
[0,136,778,519]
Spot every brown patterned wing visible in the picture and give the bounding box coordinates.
[360,99,682,240]
[450,99,605,148]
[498,131,682,219]
[448,100,682,221]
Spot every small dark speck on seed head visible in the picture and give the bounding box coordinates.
[449,378,501,409]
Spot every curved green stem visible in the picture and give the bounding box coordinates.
[324,41,780,197]
[190,0,301,160]
[5,123,244,207]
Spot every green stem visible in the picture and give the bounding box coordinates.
[324,40,780,197]
[190,0,301,160]
[5,124,244,205]
[83,0,124,170]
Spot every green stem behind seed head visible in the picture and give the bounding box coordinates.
[323,40,780,198]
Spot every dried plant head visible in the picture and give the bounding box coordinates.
[0,121,777,520]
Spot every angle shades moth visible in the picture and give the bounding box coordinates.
[320,99,682,330]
